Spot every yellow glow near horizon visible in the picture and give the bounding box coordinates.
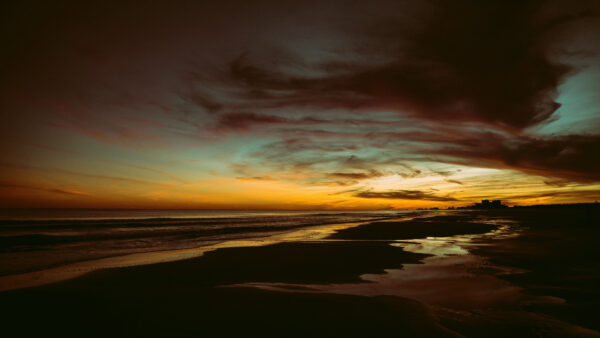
[2,162,598,209]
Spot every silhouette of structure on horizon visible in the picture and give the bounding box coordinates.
[476,200,507,209]
[433,201,599,211]
[458,199,508,209]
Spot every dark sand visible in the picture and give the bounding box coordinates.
[1,209,599,337]
[455,209,600,336]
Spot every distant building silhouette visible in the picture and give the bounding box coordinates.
[471,199,508,209]
[476,199,507,209]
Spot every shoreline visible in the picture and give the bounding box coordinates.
[0,212,430,292]
[222,216,523,307]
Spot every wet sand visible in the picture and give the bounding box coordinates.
[328,215,497,240]
[462,209,600,335]
[1,209,599,337]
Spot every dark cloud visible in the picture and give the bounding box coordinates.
[211,111,406,134]
[236,176,277,181]
[354,190,457,201]
[326,170,383,180]
[184,92,223,113]
[433,133,600,182]
[215,112,288,131]
[230,120,600,184]
[197,1,600,131]
[501,189,600,203]
[446,179,464,185]
[543,179,573,187]
[396,163,423,178]
[433,170,459,177]
[257,139,361,161]
[2,0,599,208]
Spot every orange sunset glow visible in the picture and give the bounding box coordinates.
[2,2,600,210]
[2,1,600,210]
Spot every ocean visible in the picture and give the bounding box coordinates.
[0,209,413,277]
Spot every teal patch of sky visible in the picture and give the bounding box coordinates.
[531,19,600,136]
[198,135,279,176]
[532,64,600,135]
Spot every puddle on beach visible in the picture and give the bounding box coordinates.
[224,218,531,309]
[223,217,600,336]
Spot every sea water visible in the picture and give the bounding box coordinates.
[0,209,410,277]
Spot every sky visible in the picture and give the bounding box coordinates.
[1,0,600,209]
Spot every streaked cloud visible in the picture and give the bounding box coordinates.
[0,183,90,196]
[0,0,598,208]
[354,190,457,202]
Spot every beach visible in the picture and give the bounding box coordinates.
[4,1,600,337]
[1,208,599,337]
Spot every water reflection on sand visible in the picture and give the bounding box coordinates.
[226,218,529,309]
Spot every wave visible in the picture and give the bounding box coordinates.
[0,210,418,276]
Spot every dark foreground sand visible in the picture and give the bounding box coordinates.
[1,209,599,337]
